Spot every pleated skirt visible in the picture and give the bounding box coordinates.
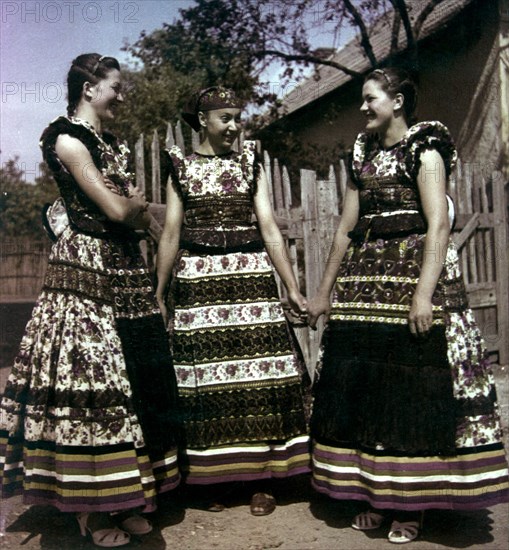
[170,248,311,483]
[0,227,180,512]
[311,233,509,510]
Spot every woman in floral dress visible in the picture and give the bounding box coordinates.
[307,68,509,544]
[156,87,311,516]
[0,54,180,548]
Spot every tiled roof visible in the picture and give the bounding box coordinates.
[281,0,475,115]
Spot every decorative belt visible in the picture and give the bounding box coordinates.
[348,211,426,243]
[180,226,264,254]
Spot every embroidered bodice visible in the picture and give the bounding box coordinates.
[348,121,457,240]
[40,116,134,236]
[167,141,262,251]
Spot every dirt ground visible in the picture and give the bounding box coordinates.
[1,366,508,550]
[1,306,508,550]
[0,476,508,550]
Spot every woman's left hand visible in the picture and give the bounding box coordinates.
[286,289,308,324]
[408,292,433,336]
[103,177,122,195]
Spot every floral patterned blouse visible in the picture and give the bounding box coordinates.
[167,140,263,252]
[347,121,457,241]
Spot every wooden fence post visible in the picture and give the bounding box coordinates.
[191,129,200,152]
[263,150,275,205]
[493,172,509,364]
[151,130,161,204]
[175,121,185,152]
[166,122,175,149]
[135,133,147,260]
[135,134,145,193]
[301,168,322,371]
[281,165,300,283]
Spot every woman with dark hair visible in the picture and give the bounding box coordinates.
[156,86,311,516]
[307,67,508,544]
[0,53,181,548]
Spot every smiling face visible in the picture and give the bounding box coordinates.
[200,108,242,153]
[360,78,401,134]
[88,69,124,121]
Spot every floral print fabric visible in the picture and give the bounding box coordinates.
[311,121,508,510]
[165,143,310,482]
[0,117,180,512]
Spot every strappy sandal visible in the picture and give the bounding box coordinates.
[207,502,226,512]
[76,512,130,548]
[115,511,153,535]
[250,493,276,516]
[388,520,420,544]
[351,510,385,530]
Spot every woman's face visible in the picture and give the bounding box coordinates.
[201,108,242,152]
[89,69,124,121]
[360,79,398,134]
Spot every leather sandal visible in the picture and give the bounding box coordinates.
[388,520,420,543]
[351,510,385,530]
[207,502,226,512]
[116,511,153,535]
[250,492,276,516]
[76,512,130,548]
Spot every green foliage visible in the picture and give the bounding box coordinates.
[0,158,58,239]
[115,0,434,173]
[107,65,196,150]
[126,0,268,101]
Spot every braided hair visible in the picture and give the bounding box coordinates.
[66,53,120,116]
[365,67,418,126]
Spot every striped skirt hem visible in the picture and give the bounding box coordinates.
[181,435,311,485]
[312,441,509,511]
[0,435,180,513]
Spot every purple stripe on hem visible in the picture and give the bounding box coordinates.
[185,466,311,485]
[313,449,508,472]
[185,451,310,467]
[311,480,509,511]
[21,493,153,513]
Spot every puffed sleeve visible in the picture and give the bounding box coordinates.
[39,116,104,174]
[348,132,378,188]
[164,145,186,201]
[403,121,457,181]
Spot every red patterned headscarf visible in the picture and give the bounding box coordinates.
[182,86,242,131]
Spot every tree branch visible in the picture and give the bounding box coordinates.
[390,11,401,54]
[343,0,378,68]
[389,0,415,51]
[414,0,448,38]
[257,49,363,78]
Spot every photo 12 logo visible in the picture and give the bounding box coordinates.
[2,82,63,104]
[1,2,139,24]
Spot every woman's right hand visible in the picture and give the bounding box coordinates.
[156,294,169,329]
[129,186,149,210]
[103,177,121,195]
[307,293,331,330]
[286,289,308,324]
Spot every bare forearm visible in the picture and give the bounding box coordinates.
[315,229,351,298]
[156,235,180,298]
[415,224,450,299]
[261,226,299,293]
[100,194,148,225]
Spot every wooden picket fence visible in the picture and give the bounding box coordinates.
[0,240,51,302]
[139,122,508,368]
[1,122,507,368]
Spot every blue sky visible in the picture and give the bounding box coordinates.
[1,0,194,180]
[1,0,348,182]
